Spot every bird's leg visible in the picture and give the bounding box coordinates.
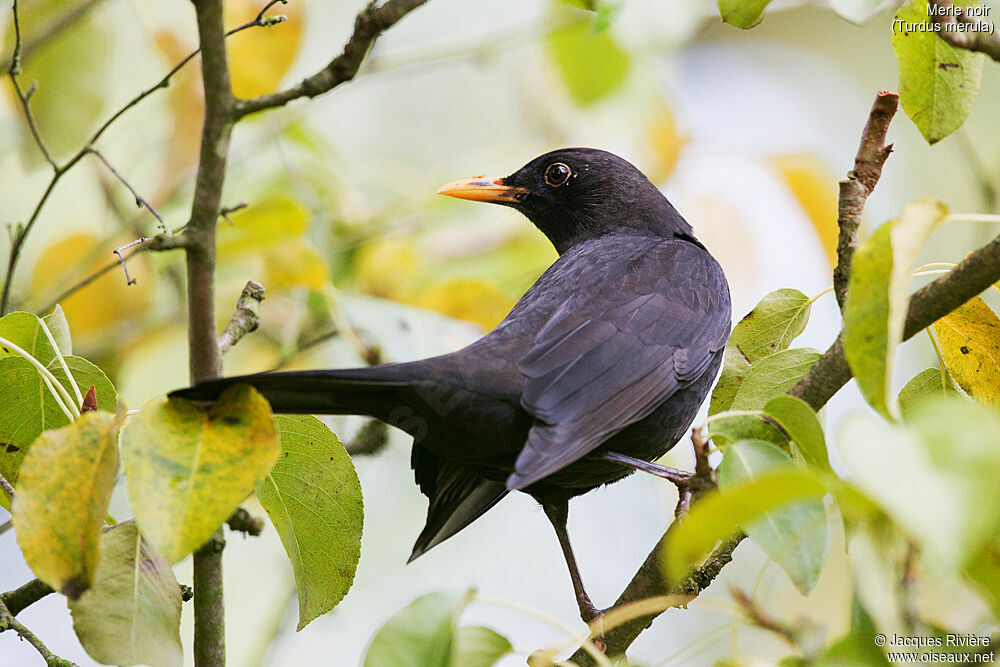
[596,450,692,487]
[541,499,605,628]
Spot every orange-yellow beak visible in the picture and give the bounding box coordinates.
[437,176,529,203]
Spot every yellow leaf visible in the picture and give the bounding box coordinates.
[771,154,839,267]
[416,279,514,332]
[932,296,1000,408]
[226,0,305,99]
[121,385,279,564]
[218,195,309,259]
[355,238,421,300]
[643,99,687,184]
[13,411,121,598]
[264,239,331,290]
[31,234,150,340]
[153,31,204,199]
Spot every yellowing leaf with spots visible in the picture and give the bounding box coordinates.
[264,239,331,291]
[932,296,1000,409]
[13,411,121,599]
[355,238,421,300]
[31,234,150,340]
[257,415,363,630]
[771,154,838,267]
[121,386,279,564]
[417,279,515,332]
[226,0,305,99]
[218,195,309,259]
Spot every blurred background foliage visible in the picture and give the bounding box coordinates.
[2,0,999,665]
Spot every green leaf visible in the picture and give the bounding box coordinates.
[68,522,182,667]
[43,305,72,356]
[0,311,61,364]
[707,413,787,449]
[454,626,514,667]
[5,0,110,162]
[545,19,630,106]
[0,355,116,489]
[817,597,891,666]
[12,411,120,598]
[663,466,829,585]
[931,296,1000,408]
[898,367,960,421]
[718,440,829,594]
[838,400,1000,567]
[364,590,474,667]
[730,348,821,411]
[843,199,949,419]
[709,288,812,415]
[256,415,364,630]
[718,0,773,28]
[763,395,831,471]
[121,386,279,564]
[558,0,597,9]
[892,0,984,144]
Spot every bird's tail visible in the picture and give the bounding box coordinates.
[168,367,412,418]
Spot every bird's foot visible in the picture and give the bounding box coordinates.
[579,601,609,652]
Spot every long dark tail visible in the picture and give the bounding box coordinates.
[168,367,413,418]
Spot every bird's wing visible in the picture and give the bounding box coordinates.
[508,239,730,490]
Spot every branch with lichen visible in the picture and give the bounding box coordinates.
[218,281,266,355]
[0,596,77,666]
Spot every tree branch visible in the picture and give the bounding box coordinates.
[234,0,430,118]
[833,91,898,311]
[187,0,236,664]
[0,0,287,315]
[790,231,1000,410]
[0,597,77,666]
[0,0,108,73]
[929,0,1000,62]
[218,280,265,355]
[0,578,54,617]
[86,148,168,235]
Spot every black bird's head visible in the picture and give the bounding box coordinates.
[438,147,694,254]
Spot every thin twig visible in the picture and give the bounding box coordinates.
[0,0,287,315]
[0,597,78,666]
[729,585,804,649]
[928,0,1000,62]
[218,281,266,355]
[7,0,58,171]
[112,238,151,286]
[0,472,14,500]
[86,148,168,234]
[219,201,248,225]
[833,90,899,311]
[0,0,107,72]
[234,0,431,118]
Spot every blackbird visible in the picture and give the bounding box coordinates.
[171,148,731,623]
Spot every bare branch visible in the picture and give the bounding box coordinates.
[929,0,1000,62]
[234,0,430,118]
[112,238,150,286]
[833,91,898,311]
[0,472,14,500]
[87,149,169,235]
[218,280,266,355]
[0,0,108,73]
[0,0,287,315]
[7,0,58,171]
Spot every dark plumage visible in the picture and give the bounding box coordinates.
[171,148,731,622]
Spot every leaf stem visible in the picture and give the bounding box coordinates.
[37,318,82,406]
[0,335,78,420]
[472,593,612,667]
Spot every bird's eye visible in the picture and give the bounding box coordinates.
[544,163,571,187]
